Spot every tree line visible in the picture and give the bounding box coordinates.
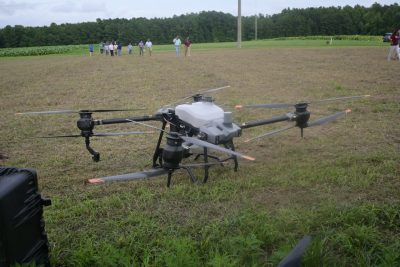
[0,3,399,48]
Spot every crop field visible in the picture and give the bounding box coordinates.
[0,41,399,266]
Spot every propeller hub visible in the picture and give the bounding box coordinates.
[77,112,94,136]
[193,94,213,103]
[294,103,310,128]
[193,94,202,102]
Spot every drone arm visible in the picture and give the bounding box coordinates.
[239,114,293,129]
[94,114,163,125]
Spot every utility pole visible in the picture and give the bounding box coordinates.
[237,0,242,48]
[254,0,258,41]
[255,15,258,41]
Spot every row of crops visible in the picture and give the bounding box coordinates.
[274,35,383,41]
[0,45,86,57]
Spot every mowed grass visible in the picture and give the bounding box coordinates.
[78,38,391,55]
[44,37,398,56]
[0,42,399,266]
[0,37,388,57]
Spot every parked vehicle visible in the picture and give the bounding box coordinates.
[383,32,392,42]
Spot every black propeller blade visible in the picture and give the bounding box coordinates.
[87,168,169,184]
[244,126,296,142]
[244,109,351,142]
[278,235,312,267]
[198,85,231,94]
[87,161,225,184]
[40,134,82,138]
[92,131,154,137]
[307,109,351,128]
[236,95,370,109]
[126,119,255,161]
[180,136,255,161]
[16,108,144,115]
[40,131,153,138]
[236,103,293,109]
[180,162,227,168]
[309,95,370,105]
[164,85,230,107]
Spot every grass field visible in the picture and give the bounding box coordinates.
[0,40,399,266]
[0,36,389,57]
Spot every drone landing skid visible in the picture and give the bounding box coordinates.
[193,142,239,183]
[88,163,225,187]
[166,166,197,187]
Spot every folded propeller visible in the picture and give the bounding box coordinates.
[245,109,352,142]
[16,108,144,115]
[235,95,369,142]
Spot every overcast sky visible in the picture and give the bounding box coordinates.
[0,1,396,28]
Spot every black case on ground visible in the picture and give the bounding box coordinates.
[0,167,51,267]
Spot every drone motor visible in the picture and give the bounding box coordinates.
[162,132,184,169]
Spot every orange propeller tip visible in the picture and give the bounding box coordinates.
[87,178,105,184]
[243,155,256,161]
[235,105,243,109]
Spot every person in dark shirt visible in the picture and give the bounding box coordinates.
[89,44,94,56]
[184,37,192,57]
[138,40,145,56]
[117,42,122,56]
[387,29,400,61]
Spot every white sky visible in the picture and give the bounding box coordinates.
[0,1,397,28]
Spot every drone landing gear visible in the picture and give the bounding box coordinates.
[152,121,167,167]
[166,167,197,187]
[194,140,239,183]
[224,141,239,172]
[85,136,100,162]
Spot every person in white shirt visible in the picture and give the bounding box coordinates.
[173,36,181,57]
[128,43,133,54]
[109,42,114,56]
[145,39,153,56]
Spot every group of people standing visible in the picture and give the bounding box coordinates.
[91,36,192,57]
[173,36,192,57]
[387,28,400,61]
[96,40,153,56]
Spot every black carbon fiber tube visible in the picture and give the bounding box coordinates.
[239,114,291,129]
[94,114,163,125]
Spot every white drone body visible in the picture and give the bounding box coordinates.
[174,101,241,145]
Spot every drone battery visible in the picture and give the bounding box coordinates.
[0,167,51,267]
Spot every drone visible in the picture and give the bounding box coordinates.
[17,86,369,187]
